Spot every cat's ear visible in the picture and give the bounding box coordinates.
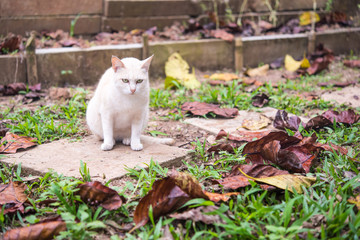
[111,56,125,72]
[141,55,154,71]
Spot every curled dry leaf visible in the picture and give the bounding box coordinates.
[0,181,28,215]
[78,181,125,211]
[181,102,238,118]
[245,64,269,77]
[133,170,208,228]
[1,83,27,96]
[3,221,66,240]
[215,129,271,143]
[203,191,239,202]
[0,132,37,154]
[273,110,303,131]
[169,205,226,225]
[242,115,271,130]
[251,93,270,107]
[239,168,316,193]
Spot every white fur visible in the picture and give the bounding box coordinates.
[86,55,174,151]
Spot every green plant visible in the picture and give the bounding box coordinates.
[70,13,82,37]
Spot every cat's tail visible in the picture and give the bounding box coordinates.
[141,135,175,146]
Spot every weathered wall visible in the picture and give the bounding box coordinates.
[0,0,331,36]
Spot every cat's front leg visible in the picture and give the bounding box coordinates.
[101,114,115,151]
[130,120,143,151]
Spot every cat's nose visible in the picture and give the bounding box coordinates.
[130,88,136,94]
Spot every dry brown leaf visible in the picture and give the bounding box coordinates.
[348,195,360,210]
[0,132,37,154]
[242,115,272,130]
[0,181,28,214]
[169,206,225,224]
[209,73,239,82]
[3,221,66,240]
[181,102,238,118]
[245,64,269,77]
[78,181,125,211]
[203,191,239,202]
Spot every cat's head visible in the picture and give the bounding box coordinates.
[111,55,153,95]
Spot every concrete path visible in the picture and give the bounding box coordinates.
[321,86,360,108]
[2,136,189,182]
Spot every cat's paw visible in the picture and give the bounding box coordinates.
[101,142,114,151]
[122,138,131,146]
[131,142,143,151]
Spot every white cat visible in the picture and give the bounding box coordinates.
[86,55,173,151]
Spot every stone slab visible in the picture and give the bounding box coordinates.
[321,87,360,108]
[0,0,103,17]
[184,107,309,135]
[2,136,189,182]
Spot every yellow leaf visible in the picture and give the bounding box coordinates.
[245,64,269,77]
[299,11,320,26]
[165,53,201,89]
[285,54,310,72]
[210,73,239,82]
[285,54,302,72]
[241,115,271,130]
[348,195,360,210]
[238,168,316,193]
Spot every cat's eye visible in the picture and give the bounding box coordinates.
[122,79,129,83]
[136,79,143,84]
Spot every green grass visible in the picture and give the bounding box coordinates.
[1,69,360,239]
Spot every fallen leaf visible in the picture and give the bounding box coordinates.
[1,83,27,96]
[273,110,303,131]
[215,164,288,190]
[343,59,360,68]
[348,195,360,210]
[0,34,22,54]
[78,181,125,211]
[242,115,272,130]
[169,206,225,224]
[210,29,234,42]
[322,109,360,125]
[133,170,208,228]
[251,93,270,107]
[0,181,28,215]
[245,64,269,77]
[165,53,201,89]
[181,102,238,118]
[203,191,239,202]
[299,11,320,26]
[0,132,37,154]
[3,221,66,240]
[207,143,236,153]
[209,73,239,82]
[317,80,357,88]
[284,54,310,72]
[215,129,271,143]
[239,168,316,193]
[270,57,284,69]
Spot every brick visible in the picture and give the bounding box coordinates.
[0,55,27,85]
[0,0,103,17]
[0,16,101,36]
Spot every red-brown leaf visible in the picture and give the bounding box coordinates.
[0,181,28,214]
[203,191,239,202]
[251,93,270,107]
[322,109,360,125]
[3,221,66,240]
[78,181,125,211]
[273,110,303,131]
[216,129,271,143]
[210,29,234,42]
[134,170,209,228]
[0,132,37,154]
[181,102,238,118]
[343,59,360,68]
[2,83,27,96]
[169,206,225,224]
